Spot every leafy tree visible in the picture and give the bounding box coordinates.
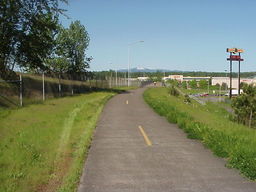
[240,82,247,89]
[148,71,163,82]
[232,84,256,127]
[46,25,70,75]
[64,21,90,74]
[221,82,228,90]
[18,12,59,72]
[181,81,187,89]
[167,79,179,87]
[47,21,90,77]
[189,80,197,89]
[0,0,67,79]
[215,83,220,87]
[46,57,69,75]
[0,0,20,79]
[199,80,208,89]
[155,71,164,82]
[169,85,179,97]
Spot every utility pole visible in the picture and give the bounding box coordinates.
[116,69,118,87]
[128,40,144,87]
[125,72,127,86]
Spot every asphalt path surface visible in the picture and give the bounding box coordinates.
[78,87,256,192]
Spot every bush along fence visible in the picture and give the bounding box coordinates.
[144,88,256,180]
[0,73,141,107]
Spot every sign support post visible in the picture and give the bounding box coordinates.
[226,48,244,98]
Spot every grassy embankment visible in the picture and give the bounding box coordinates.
[0,92,115,192]
[144,87,256,180]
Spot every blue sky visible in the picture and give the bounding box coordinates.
[60,0,256,72]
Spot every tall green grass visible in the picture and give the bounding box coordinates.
[144,87,256,180]
[0,92,115,192]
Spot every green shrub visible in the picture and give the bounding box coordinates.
[169,85,179,97]
[184,94,191,103]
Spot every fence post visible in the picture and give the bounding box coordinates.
[109,76,112,88]
[70,74,73,95]
[19,74,23,107]
[58,74,61,97]
[42,72,45,101]
[124,73,126,86]
[89,79,92,90]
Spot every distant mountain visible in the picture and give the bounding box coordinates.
[117,67,184,73]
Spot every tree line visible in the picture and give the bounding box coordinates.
[129,71,256,78]
[0,0,91,80]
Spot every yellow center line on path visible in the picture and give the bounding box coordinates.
[126,100,129,104]
[138,125,152,146]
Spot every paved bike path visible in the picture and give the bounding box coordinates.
[78,88,256,192]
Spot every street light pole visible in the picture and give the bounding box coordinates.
[128,46,130,87]
[109,62,112,88]
[238,52,241,95]
[128,40,144,87]
[116,69,118,87]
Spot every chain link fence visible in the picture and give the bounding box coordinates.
[0,73,141,107]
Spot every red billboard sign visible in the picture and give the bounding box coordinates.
[227,55,244,61]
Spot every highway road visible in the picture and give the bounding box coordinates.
[78,87,256,192]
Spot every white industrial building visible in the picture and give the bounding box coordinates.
[137,77,149,81]
[211,77,255,89]
[163,75,211,82]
